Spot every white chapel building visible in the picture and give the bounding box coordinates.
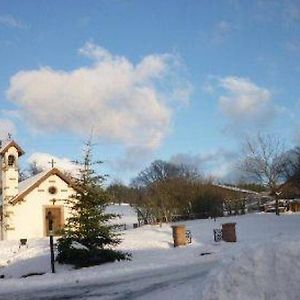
[0,139,78,241]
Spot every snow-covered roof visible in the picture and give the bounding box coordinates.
[18,170,50,195]
[214,184,260,195]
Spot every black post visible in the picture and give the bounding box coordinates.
[50,235,55,273]
[47,211,55,273]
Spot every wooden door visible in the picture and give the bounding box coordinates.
[45,207,63,236]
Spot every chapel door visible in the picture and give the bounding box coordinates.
[45,207,63,236]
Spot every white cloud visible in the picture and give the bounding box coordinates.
[27,152,78,175]
[7,42,191,150]
[0,119,16,141]
[0,15,26,28]
[170,149,237,179]
[218,76,273,122]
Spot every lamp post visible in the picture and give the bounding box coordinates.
[47,211,55,273]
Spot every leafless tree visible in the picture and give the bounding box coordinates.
[240,133,289,215]
[132,160,200,187]
[131,160,201,225]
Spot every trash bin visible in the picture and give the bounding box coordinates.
[222,223,236,242]
[171,225,187,247]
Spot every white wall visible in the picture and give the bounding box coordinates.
[6,174,75,240]
[1,146,19,199]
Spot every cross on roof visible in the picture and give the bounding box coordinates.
[48,159,56,168]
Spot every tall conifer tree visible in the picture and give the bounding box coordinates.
[57,140,128,267]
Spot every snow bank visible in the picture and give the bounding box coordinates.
[202,240,300,300]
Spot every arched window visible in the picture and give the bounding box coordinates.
[7,155,16,167]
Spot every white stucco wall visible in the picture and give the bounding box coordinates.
[5,174,75,240]
[1,146,19,199]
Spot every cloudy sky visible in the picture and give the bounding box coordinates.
[1,0,300,182]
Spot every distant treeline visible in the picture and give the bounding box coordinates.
[107,160,248,224]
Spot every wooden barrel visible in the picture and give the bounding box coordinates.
[222,223,237,242]
[171,225,187,247]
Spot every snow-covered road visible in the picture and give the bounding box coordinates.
[0,261,216,300]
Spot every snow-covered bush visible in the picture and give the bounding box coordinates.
[57,237,129,268]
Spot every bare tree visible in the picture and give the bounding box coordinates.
[132,160,200,187]
[240,133,289,215]
[131,160,201,225]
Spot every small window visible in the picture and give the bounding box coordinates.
[8,155,16,167]
[48,186,57,195]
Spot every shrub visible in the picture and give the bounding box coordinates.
[57,238,130,268]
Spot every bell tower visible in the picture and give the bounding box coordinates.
[0,138,24,240]
[0,139,24,199]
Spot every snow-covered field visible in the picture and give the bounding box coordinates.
[0,213,300,299]
[106,203,138,229]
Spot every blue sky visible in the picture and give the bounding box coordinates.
[1,0,300,183]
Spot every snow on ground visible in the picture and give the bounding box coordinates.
[106,203,138,229]
[201,240,300,300]
[0,213,300,299]
[0,239,72,278]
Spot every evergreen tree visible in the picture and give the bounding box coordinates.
[57,140,129,267]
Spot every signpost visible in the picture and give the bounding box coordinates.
[47,211,55,273]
